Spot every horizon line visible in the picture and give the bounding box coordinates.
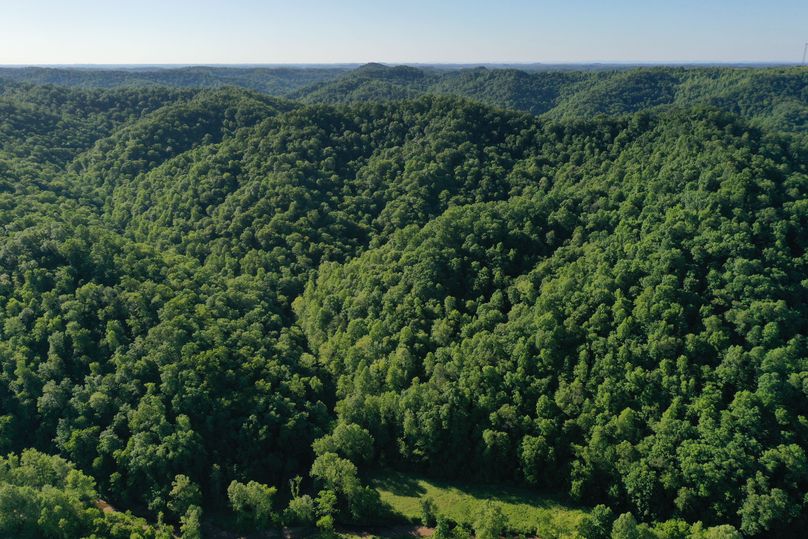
[1,61,805,68]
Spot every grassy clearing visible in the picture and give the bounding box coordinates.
[370,470,588,538]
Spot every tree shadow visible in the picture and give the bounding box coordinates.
[371,471,427,498]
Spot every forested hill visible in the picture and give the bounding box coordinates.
[0,65,348,93]
[3,64,807,132]
[0,69,807,538]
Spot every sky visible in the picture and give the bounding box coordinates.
[1,0,806,65]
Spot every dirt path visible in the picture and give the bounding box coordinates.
[95,499,117,513]
[205,524,434,539]
[336,524,434,538]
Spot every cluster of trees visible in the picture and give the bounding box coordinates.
[0,449,174,538]
[0,69,806,537]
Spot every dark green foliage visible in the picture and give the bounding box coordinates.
[296,64,808,136]
[0,66,347,94]
[5,64,807,133]
[431,68,587,115]
[0,66,806,537]
[420,496,438,527]
[580,504,616,539]
[292,103,808,534]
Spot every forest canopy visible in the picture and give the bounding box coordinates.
[0,64,807,537]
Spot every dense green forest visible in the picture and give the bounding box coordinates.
[3,64,807,132]
[0,66,348,94]
[0,65,807,538]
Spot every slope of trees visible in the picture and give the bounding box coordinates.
[0,66,348,94]
[4,65,806,134]
[0,69,806,537]
[295,108,808,535]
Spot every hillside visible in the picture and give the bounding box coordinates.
[0,70,806,538]
[0,65,347,94]
[6,64,806,134]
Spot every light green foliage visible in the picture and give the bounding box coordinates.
[285,475,317,525]
[373,471,586,536]
[179,505,202,539]
[474,502,508,539]
[311,453,361,496]
[0,449,168,538]
[287,493,317,525]
[0,450,97,539]
[89,511,174,539]
[694,525,742,539]
[611,513,642,539]
[227,479,277,531]
[311,453,385,522]
[313,423,375,463]
[168,474,202,518]
[317,514,335,532]
[317,489,339,518]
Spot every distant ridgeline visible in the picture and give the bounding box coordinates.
[2,63,807,132]
[0,65,806,538]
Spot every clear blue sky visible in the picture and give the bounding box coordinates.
[2,0,806,64]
